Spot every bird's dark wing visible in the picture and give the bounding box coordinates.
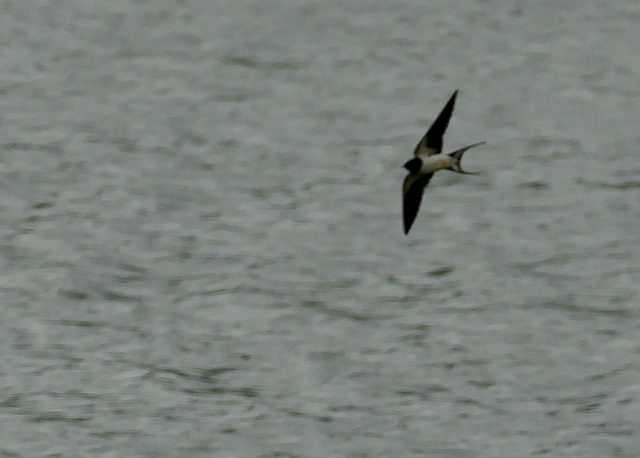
[403,173,434,234]
[413,90,458,157]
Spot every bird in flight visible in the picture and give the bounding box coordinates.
[402,90,485,234]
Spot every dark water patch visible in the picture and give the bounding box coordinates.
[90,430,148,439]
[517,180,549,190]
[47,319,113,329]
[139,364,259,398]
[31,201,55,210]
[1,142,62,153]
[427,265,455,277]
[216,91,264,102]
[147,365,237,383]
[575,178,640,189]
[58,289,91,300]
[592,422,637,436]
[455,396,509,415]
[396,383,450,398]
[301,300,396,322]
[282,409,333,423]
[258,453,305,458]
[96,287,146,304]
[467,379,495,388]
[614,168,640,178]
[180,386,259,398]
[220,55,306,71]
[536,299,635,317]
[586,363,635,382]
[602,267,640,278]
[30,413,91,423]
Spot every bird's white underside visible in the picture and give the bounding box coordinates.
[418,154,453,174]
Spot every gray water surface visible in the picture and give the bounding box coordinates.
[1,1,640,457]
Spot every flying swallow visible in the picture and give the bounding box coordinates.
[402,90,485,234]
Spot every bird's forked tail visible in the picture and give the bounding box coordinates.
[447,141,485,174]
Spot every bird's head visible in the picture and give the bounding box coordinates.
[403,157,422,174]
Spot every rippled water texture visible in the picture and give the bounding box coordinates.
[1,1,640,456]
